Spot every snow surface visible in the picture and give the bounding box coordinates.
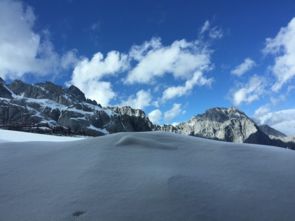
[87,124,109,134]
[0,129,84,143]
[1,132,295,220]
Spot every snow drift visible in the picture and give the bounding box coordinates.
[1,131,295,221]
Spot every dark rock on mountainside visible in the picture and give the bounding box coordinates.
[66,85,86,102]
[0,78,12,99]
[259,124,287,138]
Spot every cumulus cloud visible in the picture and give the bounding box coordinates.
[232,75,265,106]
[0,0,66,80]
[120,90,152,109]
[263,17,295,92]
[164,103,182,121]
[126,37,212,84]
[255,108,295,135]
[148,109,162,124]
[70,51,128,106]
[162,71,212,101]
[70,22,220,106]
[231,58,256,76]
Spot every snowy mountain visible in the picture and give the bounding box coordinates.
[0,78,153,136]
[1,131,295,220]
[0,78,294,149]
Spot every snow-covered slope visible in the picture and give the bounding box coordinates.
[1,132,295,221]
[0,129,84,142]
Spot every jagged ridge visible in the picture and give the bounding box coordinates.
[0,78,153,136]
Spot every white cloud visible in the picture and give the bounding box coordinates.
[121,90,152,109]
[83,81,115,107]
[200,20,223,39]
[126,37,212,84]
[70,51,128,106]
[254,106,270,118]
[231,58,256,76]
[164,103,182,121]
[263,17,295,92]
[148,109,162,124]
[0,0,64,80]
[61,49,79,69]
[255,109,295,135]
[232,75,265,106]
[200,20,211,34]
[162,71,212,101]
[70,23,220,106]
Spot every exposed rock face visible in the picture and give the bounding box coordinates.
[0,79,153,136]
[176,107,259,143]
[154,124,178,133]
[0,79,12,99]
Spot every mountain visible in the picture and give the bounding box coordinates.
[176,107,262,143]
[259,124,287,138]
[0,78,153,136]
[168,107,295,149]
[166,107,271,144]
[0,78,294,149]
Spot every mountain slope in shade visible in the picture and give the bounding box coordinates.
[1,132,295,221]
[259,124,287,138]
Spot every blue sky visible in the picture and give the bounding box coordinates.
[1,0,295,134]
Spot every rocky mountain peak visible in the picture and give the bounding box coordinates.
[177,107,259,143]
[67,85,86,102]
[196,107,248,123]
